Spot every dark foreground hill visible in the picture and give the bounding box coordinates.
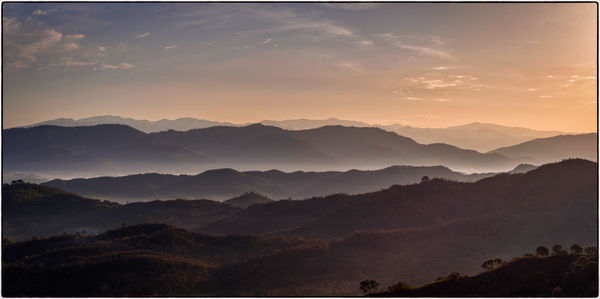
[4,124,527,175]
[3,223,596,296]
[376,250,598,297]
[2,224,324,296]
[2,159,596,295]
[43,164,493,202]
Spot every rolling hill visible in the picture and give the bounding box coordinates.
[377,250,597,297]
[223,192,274,208]
[2,182,240,241]
[489,133,597,164]
[43,164,494,202]
[2,159,596,296]
[197,159,597,240]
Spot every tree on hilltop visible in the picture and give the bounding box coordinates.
[360,280,379,295]
[536,246,549,257]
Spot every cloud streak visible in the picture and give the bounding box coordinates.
[32,9,58,15]
[100,62,134,70]
[136,32,151,38]
[396,43,454,60]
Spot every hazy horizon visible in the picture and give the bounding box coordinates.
[3,3,597,132]
[7,113,594,133]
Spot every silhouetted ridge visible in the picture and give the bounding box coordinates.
[5,123,539,175]
[224,192,274,208]
[2,182,240,240]
[21,116,569,152]
[43,164,496,202]
[197,159,596,239]
[489,133,597,163]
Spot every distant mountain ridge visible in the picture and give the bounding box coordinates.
[380,122,568,152]
[489,133,597,164]
[19,115,572,152]
[23,115,237,133]
[4,124,531,176]
[43,164,502,202]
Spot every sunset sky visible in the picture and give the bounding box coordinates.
[3,2,597,132]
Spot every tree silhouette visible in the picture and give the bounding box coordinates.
[482,258,504,271]
[421,176,430,183]
[570,244,583,254]
[584,247,597,256]
[481,259,494,270]
[387,282,413,293]
[360,280,379,294]
[447,272,461,281]
[536,246,549,257]
[552,244,565,255]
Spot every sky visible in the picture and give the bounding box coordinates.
[2,2,597,132]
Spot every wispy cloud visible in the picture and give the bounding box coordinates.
[262,38,272,44]
[32,9,58,15]
[136,32,151,38]
[432,66,453,70]
[3,17,20,33]
[100,62,134,70]
[4,27,63,69]
[376,32,453,60]
[164,45,178,50]
[405,75,481,90]
[396,43,453,60]
[3,16,92,70]
[177,5,368,46]
[564,74,596,87]
[334,61,363,72]
[42,57,97,70]
[62,43,79,51]
[62,34,85,51]
[403,96,424,101]
[96,46,106,57]
[65,34,85,40]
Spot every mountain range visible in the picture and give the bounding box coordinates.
[489,133,597,164]
[5,123,543,176]
[2,159,597,296]
[21,115,571,152]
[43,164,499,202]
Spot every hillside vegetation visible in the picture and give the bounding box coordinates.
[2,159,597,296]
[2,182,240,240]
[376,247,597,297]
